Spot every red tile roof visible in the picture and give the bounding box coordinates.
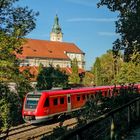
[19,66,39,81]
[61,67,85,75]
[17,39,84,60]
[19,66,85,81]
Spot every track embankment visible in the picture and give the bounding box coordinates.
[0,118,77,140]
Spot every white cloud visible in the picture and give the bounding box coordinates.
[67,18,116,22]
[98,32,118,36]
[66,0,97,7]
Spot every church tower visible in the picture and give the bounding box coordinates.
[50,15,63,42]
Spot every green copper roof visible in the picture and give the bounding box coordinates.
[52,15,62,34]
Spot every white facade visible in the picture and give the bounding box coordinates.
[50,32,63,42]
[20,52,85,69]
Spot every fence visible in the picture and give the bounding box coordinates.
[58,97,140,140]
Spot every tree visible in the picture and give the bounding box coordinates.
[130,47,140,65]
[82,72,94,86]
[92,57,102,86]
[0,83,21,135]
[38,63,44,73]
[98,0,140,62]
[115,62,140,84]
[0,0,38,133]
[92,50,123,85]
[36,65,68,90]
[69,58,80,84]
[0,0,38,82]
[0,0,38,96]
[15,69,34,99]
[100,50,117,85]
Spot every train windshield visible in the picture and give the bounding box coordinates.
[25,94,41,109]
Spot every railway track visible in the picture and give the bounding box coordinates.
[0,118,77,140]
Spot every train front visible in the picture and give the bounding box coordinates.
[22,91,45,123]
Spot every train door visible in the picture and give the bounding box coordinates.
[67,94,71,112]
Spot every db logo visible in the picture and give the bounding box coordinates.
[44,109,49,113]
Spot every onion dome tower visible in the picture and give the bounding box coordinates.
[50,15,63,42]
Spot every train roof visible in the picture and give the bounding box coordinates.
[27,84,140,97]
[40,85,116,96]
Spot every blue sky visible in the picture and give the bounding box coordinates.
[18,0,119,70]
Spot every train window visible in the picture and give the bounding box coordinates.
[25,94,41,109]
[25,100,38,109]
[44,98,49,107]
[53,98,58,105]
[68,96,71,103]
[60,97,64,104]
[77,95,80,101]
[104,91,107,96]
[82,94,85,100]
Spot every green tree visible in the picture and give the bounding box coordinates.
[0,0,38,94]
[38,63,44,73]
[69,58,80,84]
[115,50,140,84]
[15,69,34,99]
[100,50,116,85]
[92,57,102,86]
[98,0,140,62]
[0,83,21,134]
[36,65,68,90]
[115,62,140,84]
[82,72,94,86]
[0,0,38,133]
[0,0,38,82]
[92,50,123,85]
[130,47,140,65]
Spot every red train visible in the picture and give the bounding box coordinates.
[22,84,140,123]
